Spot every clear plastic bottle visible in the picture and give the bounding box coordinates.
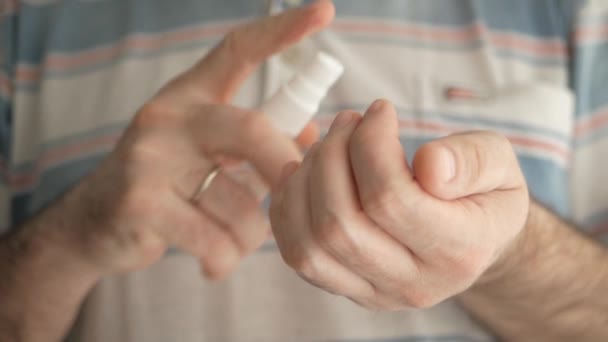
[262,51,344,136]
[226,51,344,199]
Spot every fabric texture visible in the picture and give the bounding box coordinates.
[1,0,607,341]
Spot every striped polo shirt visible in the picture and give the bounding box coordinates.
[2,0,608,341]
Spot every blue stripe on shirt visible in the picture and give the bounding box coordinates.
[14,0,575,63]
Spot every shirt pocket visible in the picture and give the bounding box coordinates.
[397,75,575,216]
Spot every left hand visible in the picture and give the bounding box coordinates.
[269,99,530,310]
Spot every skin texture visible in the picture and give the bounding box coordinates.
[460,203,608,342]
[2,1,608,341]
[270,100,529,309]
[270,100,608,341]
[0,2,334,341]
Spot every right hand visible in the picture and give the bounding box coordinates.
[57,1,334,279]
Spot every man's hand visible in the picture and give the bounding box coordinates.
[59,0,334,279]
[270,99,530,309]
[0,2,335,340]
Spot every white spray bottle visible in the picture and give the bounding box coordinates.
[226,51,344,198]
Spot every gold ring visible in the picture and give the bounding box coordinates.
[192,165,222,202]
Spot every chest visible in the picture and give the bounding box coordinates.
[9,0,575,219]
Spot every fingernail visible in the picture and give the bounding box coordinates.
[438,147,456,183]
[367,99,386,114]
[331,111,355,129]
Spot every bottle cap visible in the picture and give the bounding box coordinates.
[262,51,344,137]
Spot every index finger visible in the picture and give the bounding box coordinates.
[348,100,437,251]
[182,0,335,103]
[189,104,302,187]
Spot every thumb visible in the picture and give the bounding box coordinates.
[412,131,525,201]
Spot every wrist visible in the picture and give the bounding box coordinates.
[460,200,608,341]
[54,181,124,276]
[1,184,108,294]
[34,216,105,284]
[472,199,540,289]
[0,210,102,339]
[3,209,104,290]
[60,171,168,275]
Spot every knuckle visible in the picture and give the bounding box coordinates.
[123,227,153,251]
[392,282,439,309]
[356,290,429,311]
[106,189,164,250]
[361,187,404,224]
[312,213,356,255]
[122,138,162,165]
[279,245,307,271]
[236,220,270,254]
[363,291,403,312]
[203,247,239,279]
[405,290,437,309]
[238,112,271,146]
[281,248,318,278]
[379,274,442,309]
[134,102,174,128]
